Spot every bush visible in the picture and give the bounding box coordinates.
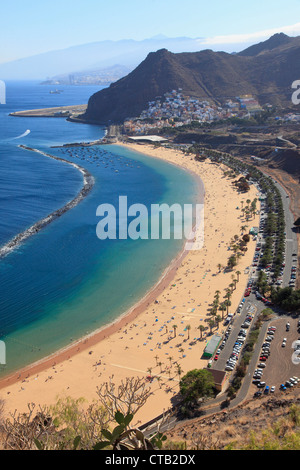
[179,369,215,405]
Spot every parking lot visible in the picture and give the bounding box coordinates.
[250,316,300,397]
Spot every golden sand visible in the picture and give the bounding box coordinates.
[0,143,259,425]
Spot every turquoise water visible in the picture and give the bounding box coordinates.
[0,82,199,376]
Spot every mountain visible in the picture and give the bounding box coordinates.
[84,34,300,124]
[0,36,207,80]
[0,34,285,81]
[237,32,294,56]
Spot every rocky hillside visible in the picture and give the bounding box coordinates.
[84,34,300,124]
[267,148,300,177]
[166,386,300,450]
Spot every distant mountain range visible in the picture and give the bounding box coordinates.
[0,36,213,81]
[0,33,286,82]
[83,33,300,124]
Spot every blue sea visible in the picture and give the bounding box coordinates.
[0,81,199,376]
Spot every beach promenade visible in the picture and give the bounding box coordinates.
[0,143,259,425]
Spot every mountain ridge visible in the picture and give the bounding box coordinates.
[0,36,210,80]
[84,34,300,124]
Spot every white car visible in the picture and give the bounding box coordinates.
[270,386,276,393]
[237,336,246,342]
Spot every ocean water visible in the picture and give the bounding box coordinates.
[0,81,199,376]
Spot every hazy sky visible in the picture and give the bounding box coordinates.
[2,0,300,63]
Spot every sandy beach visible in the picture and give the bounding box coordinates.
[0,142,259,425]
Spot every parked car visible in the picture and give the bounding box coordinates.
[257,381,266,388]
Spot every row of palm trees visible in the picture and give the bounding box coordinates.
[146,354,184,389]
[240,198,258,221]
[197,146,288,292]
[208,268,243,331]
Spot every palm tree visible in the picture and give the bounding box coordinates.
[251,199,257,219]
[214,290,221,302]
[225,288,232,300]
[156,375,162,389]
[219,303,227,320]
[236,270,241,282]
[186,324,191,340]
[197,324,205,339]
[176,363,183,381]
[225,299,231,315]
[217,263,222,273]
[172,325,178,338]
[208,319,215,334]
[215,315,222,328]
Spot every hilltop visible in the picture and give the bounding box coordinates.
[83,34,300,124]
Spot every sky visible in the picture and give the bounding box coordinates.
[1,0,300,63]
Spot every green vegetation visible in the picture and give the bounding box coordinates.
[271,286,300,312]
[179,369,215,406]
[233,404,300,450]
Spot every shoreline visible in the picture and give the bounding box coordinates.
[0,142,259,424]
[0,238,190,388]
[0,143,203,385]
[0,146,95,259]
[9,105,87,118]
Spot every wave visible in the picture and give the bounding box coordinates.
[10,130,31,140]
[0,145,95,259]
[0,130,31,143]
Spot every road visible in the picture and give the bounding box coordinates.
[266,175,298,287]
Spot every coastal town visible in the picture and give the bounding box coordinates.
[123,90,263,135]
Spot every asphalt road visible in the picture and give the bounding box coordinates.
[264,175,298,287]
